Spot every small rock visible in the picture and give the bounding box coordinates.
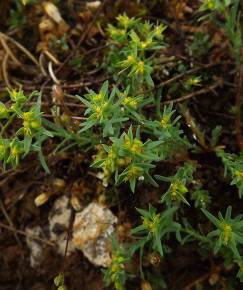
[72,202,117,267]
[26,226,45,268]
[48,196,75,255]
[86,1,101,10]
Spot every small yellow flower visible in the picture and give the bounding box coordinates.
[171,191,177,200]
[9,89,26,103]
[160,115,170,128]
[93,93,103,102]
[108,26,126,39]
[116,14,130,27]
[143,214,160,233]
[169,180,188,200]
[222,223,232,245]
[140,40,152,49]
[23,111,34,121]
[126,165,143,181]
[117,157,131,167]
[123,97,137,108]
[11,146,20,157]
[127,55,135,64]
[235,170,243,177]
[185,76,201,87]
[136,61,145,74]
[108,149,117,160]
[206,0,215,10]
[92,102,108,119]
[124,138,143,154]
[153,24,166,37]
[23,125,31,136]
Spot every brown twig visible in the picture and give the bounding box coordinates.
[0,221,55,246]
[146,79,222,108]
[43,114,86,120]
[182,272,211,290]
[0,199,22,247]
[161,79,223,105]
[0,32,39,67]
[0,35,21,66]
[2,53,11,88]
[136,61,230,98]
[28,101,86,108]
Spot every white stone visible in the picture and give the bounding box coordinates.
[72,202,117,267]
[26,226,44,268]
[48,195,75,255]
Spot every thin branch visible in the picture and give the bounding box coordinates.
[161,80,223,105]
[0,221,55,247]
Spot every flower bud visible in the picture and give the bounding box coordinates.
[141,280,152,290]
[70,195,81,211]
[34,192,50,207]
[53,178,66,190]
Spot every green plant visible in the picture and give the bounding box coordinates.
[199,0,242,64]
[106,14,166,91]
[0,89,52,171]
[156,162,195,206]
[54,272,67,290]
[191,188,211,208]
[92,126,162,192]
[144,103,190,158]
[3,9,243,289]
[217,150,243,197]
[9,0,37,28]
[103,238,130,290]
[131,205,181,257]
[77,81,128,137]
[187,32,212,58]
[202,206,243,259]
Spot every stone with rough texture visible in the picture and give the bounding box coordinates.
[48,195,75,255]
[72,202,117,267]
[26,226,44,268]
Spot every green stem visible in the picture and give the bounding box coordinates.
[0,113,16,137]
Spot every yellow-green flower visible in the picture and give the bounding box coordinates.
[119,54,137,69]
[124,138,143,154]
[123,97,138,108]
[107,25,126,40]
[116,14,131,28]
[160,115,170,128]
[142,213,160,234]
[135,61,145,75]
[140,39,153,50]
[153,24,167,38]
[222,223,232,245]
[9,88,27,103]
[185,76,202,87]
[206,0,215,10]
[169,180,188,200]
[235,170,243,178]
[91,102,107,119]
[22,111,41,135]
[125,165,144,181]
